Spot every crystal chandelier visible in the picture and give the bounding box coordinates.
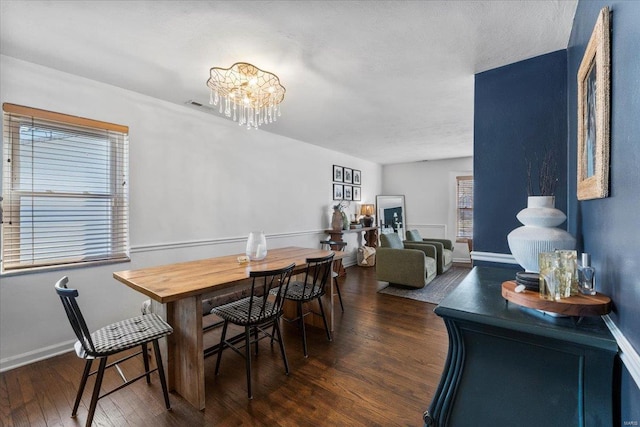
[207,62,286,129]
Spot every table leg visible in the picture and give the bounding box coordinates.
[364,228,378,248]
[328,274,335,332]
[166,296,205,410]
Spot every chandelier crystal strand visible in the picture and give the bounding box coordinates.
[206,62,285,128]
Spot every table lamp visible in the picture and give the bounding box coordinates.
[360,204,375,227]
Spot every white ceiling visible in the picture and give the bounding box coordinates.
[0,1,577,165]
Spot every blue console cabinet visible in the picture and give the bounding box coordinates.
[425,267,618,427]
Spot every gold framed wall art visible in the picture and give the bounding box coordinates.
[577,7,611,200]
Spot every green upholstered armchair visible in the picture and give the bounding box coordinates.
[405,229,454,275]
[375,233,437,289]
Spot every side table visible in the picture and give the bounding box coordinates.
[425,266,618,427]
[324,226,378,248]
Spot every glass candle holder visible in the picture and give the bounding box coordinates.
[539,252,560,301]
[556,249,578,296]
[245,231,267,261]
[539,251,576,301]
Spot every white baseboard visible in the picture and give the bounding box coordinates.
[603,315,640,391]
[1,340,75,372]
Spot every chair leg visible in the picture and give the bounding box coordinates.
[270,320,277,346]
[86,357,107,427]
[273,318,290,375]
[152,340,171,410]
[335,279,345,312]
[72,359,93,417]
[297,301,308,358]
[254,325,259,356]
[244,327,253,399]
[142,343,151,384]
[317,296,333,342]
[215,320,229,376]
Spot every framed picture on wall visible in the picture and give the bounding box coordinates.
[333,184,343,200]
[333,165,343,182]
[343,185,353,201]
[353,186,361,201]
[353,170,361,185]
[577,7,610,200]
[343,168,353,184]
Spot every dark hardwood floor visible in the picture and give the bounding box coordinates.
[0,265,457,426]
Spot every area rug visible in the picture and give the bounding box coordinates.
[378,266,471,305]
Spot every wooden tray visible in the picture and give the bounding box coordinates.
[502,281,611,317]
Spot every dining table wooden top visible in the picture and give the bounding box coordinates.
[113,246,341,304]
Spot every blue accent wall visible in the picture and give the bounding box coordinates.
[474,1,640,420]
[474,50,568,255]
[567,1,640,421]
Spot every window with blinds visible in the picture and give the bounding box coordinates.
[456,175,473,240]
[1,104,129,273]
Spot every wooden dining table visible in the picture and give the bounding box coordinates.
[113,246,342,410]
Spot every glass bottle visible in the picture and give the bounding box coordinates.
[578,253,596,295]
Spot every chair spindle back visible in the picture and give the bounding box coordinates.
[248,263,295,321]
[299,253,335,301]
[54,276,96,356]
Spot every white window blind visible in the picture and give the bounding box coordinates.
[456,175,473,240]
[1,103,129,273]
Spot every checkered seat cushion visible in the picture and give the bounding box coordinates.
[271,281,323,302]
[76,313,173,358]
[211,296,279,326]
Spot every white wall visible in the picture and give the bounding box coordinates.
[382,158,473,262]
[0,56,381,371]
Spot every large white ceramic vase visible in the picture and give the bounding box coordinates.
[507,196,576,272]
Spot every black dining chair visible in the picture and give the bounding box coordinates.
[275,253,335,357]
[55,276,173,427]
[211,263,295,399]
[320,240,347,312]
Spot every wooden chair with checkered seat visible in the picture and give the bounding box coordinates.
[55,276,173,427]
[211,263,295,399]
[274,253,335,358]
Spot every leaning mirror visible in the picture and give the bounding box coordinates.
[376,195,406,238]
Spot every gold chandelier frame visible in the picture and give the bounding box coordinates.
[207,62,286,129]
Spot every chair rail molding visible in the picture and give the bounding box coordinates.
[131,230,325,254]
[407,224,448,239]
[603,315,640,391]
[470,251,518,264]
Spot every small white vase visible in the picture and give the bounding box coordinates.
[507,196,576,272]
